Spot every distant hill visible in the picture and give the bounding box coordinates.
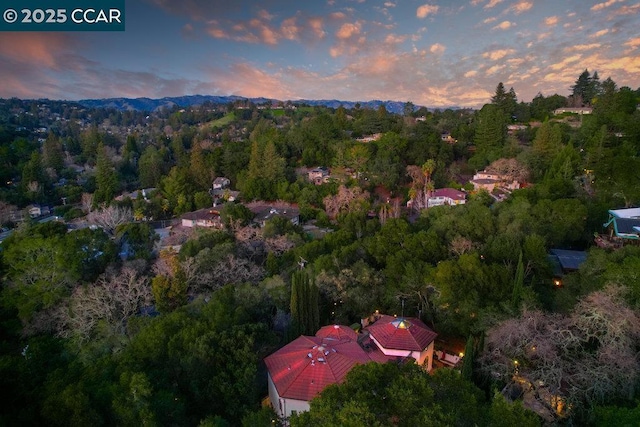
[77,95,454,114]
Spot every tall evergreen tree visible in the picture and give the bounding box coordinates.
[93,143,118,206]
[511,251,524,310]
[42,132,65,173]
[461,334,475,381]
[471,104,506,168]
[290,270,319,336]
[189,142,213,191]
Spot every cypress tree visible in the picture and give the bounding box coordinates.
[461,334,475,381]
[290,270,319,336]
[511,251,525,310]
[94,143,118,206]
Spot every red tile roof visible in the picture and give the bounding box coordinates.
[265,334,373,402]
[315,324,358,342]
[365,315,437,352]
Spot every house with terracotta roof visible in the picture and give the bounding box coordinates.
[264,320,437,419]
[364,315,437,370]
[264,325,376,419]
[427,188,467,208]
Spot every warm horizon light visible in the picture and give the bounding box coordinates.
[1,0,639,108]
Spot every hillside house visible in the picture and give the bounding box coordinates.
[363,314,437,370]
[553,107,592,115]
[249,203,299,227]
[600,208,640,246]
[180,208,223,229]
[441,133,457,144]
[470,170,521,193]
[427,188,467,207]
[265,318,437,420]
[26,204,50,218]
[212,177,230,190]
[308,167,330,185]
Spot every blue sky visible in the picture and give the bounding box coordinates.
[1,0,639,107]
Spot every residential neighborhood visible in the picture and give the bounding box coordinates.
[0,67,639,426]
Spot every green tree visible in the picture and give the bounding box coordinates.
[94,143,119,206]
[292,362,486,427]
[190,142,213,191]
[138,145,164,188]
[472,104,507,169]
[529,120,563,180]
[461,334,475,381]
[151,274,187,313]
[488,392,540,427]
[290,269,319,336]
[511,251,525,310]
[42,132,65,173]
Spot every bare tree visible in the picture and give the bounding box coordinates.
[486,158,530,183]
[265,235,296,256]
[81,192,94,214]
[323,185,370,219]
[449,235,476,256]
[0,201,19,225]
[87,205,133,235]
[478,285,640,419]
[55,267,151,342]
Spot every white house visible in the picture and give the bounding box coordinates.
[428,188,467,207]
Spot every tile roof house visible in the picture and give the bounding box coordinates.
[427,188,467,207]
[265,319,437,420]
[264,327,374,419]
[364,315,437,370]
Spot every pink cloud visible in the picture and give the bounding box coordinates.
[511,1,533,14]
[385,34,407,44]
[308,17,326,39]
[544,16,558,26]
[492,21,514,30]
[336,22,361,39]
[430,43,446,54]
[0,33,76,69]
[280,17,300,41]
[590,29,609,38]
[625,37,640,48]
[484,0,504,9]
[591,0,623,11]
[416,4,439,18]
[482,48,516,60]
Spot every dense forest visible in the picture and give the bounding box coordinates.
[1,71,640,426]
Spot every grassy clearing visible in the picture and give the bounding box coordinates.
[207,112,236,128]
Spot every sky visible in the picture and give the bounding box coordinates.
[1,0,639,108]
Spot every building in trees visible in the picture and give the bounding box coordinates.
[470,169,522,193]
[248,202,300,227]
[180,208,224,229]
[426,188,467,208]
[363,314,438,370]
[265,316,438,420]
[600,207,640,247]
[264,326,376,419]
